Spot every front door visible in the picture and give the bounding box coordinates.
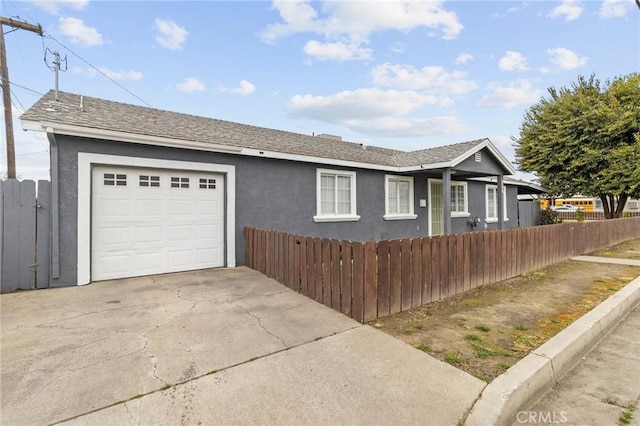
[429,179,444,236]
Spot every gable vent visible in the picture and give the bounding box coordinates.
[475,152,482,162]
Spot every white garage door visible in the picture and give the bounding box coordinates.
[91,166,225,281]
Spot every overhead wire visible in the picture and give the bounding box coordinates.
[44,34,153,108]
[7,81,44,97]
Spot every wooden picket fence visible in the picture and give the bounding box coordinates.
[556,211,640,221]
[245,217,640,323]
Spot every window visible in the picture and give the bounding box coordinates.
[314,169,360,222]
[428,179,469,218]
[171,177,189,188]
[139,175,160,187]
[384,175,417,220]
[104,173,126,186]
[486,185,509,222]
[451,182,468,216]
[199,178,216,189]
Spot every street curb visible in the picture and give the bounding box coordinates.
[465,275,640,426]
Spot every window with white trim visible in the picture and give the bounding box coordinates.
[314,169,360,222]
[486,185,509,222]
[384,175,417,220]
[451,182,468,216]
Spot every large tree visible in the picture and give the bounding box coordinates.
[515,74,640,218]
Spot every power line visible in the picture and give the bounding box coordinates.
[44,34,152,107]
[7,80,44,96]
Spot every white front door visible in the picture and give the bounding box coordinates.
[91,166,225,281]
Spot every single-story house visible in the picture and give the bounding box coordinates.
[21,90,535,288]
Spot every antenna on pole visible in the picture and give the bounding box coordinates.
[44,48,67,102]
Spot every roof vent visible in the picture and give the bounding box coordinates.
[475,152,482,162]
[316,133,342,141]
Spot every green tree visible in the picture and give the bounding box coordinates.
[515,74,640,219]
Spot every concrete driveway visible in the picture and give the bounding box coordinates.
[1,267,484,425]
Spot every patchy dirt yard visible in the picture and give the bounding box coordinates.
[374,239,640,383]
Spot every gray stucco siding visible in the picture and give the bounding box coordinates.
[51,135,518,287]
[456,148,509,175]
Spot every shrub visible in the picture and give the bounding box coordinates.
[541,207,561,225]
[576,208,585,222]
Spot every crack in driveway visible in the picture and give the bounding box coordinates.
[230,301,288,348]
[139,331,169,387]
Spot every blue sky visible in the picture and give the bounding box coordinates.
[2,0,639,181]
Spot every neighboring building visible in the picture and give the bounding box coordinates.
[21,90,534,287]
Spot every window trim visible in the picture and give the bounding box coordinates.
[450,181,470,218]
[430,179,470,218]
[485,184,509,223]
[384,174,417,221]
[313,168,360,223]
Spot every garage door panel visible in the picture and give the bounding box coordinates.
[94,253,135,277]
[94,197,133,217]
[196,248,219,265]
[167,224,194,242]
[135,252,164,272]
[135,225,165,244]
[196,199,221,215]
[92,166,225,281]
[95,225,134,246]
[136,199,164,217]
[167,249,194,268]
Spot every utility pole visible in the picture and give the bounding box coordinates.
[0,17,43,179]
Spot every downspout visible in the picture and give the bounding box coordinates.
[497,175,504,230]
[47,131,60,279]
[443,168,452,235]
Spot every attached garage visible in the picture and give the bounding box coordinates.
[91,166,225,281]
[74,154,237,285]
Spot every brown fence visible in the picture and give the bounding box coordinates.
[556,211,640,221]
[244,217,640,323]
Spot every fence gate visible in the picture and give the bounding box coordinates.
[1,179,51,293]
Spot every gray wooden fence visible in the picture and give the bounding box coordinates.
[1,179,51,293]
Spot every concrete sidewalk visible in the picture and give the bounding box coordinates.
[466,255,640,426]
[526,305,640,426]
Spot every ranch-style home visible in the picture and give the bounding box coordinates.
[21,90,535,288]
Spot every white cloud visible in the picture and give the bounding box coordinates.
[219,80,256,96]
[58,17,103,46]
[455,53,474,65]
[547,47,588,69]
[599,0,632,18]
[304,40,372,61]
[288,88,437,122]
[176,77,206,93]
[371,63,477,95]
[477,79,541,109]
[547,0,583,22]
[155,19,188,50]
[29,0,87,14]
[391,42,405,54]
[74,67,143,80]
[539,66,551,74]
[262,0,463,59]
[498,51,529,72]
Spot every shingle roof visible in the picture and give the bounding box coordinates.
[21,90,490,168]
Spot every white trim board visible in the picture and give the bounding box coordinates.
[23,120,516,175]
[77,153,236,285]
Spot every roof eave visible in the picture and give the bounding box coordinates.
[22,119,406,172]
[448,138,516,175]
